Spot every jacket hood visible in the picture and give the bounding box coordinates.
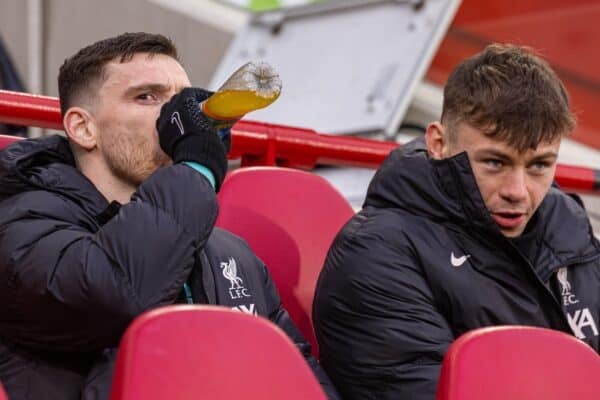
[364,137,600,273]
[0,135,108,214]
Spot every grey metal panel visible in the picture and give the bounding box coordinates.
[41,0,234,96]
[210,0,460,135]
[0,0,236,97]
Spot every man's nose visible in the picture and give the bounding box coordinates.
[499,169,528,204]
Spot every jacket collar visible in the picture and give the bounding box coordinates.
[0,135,110,218]
[364,137,600,276]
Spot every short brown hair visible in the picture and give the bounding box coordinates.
[58,32,178,116]
[441,43,576,152]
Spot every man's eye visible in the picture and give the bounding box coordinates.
[530,161,550,173]
[484,159,503,169]
[136,93,157,101]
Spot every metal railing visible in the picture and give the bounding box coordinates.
[1,89,598,194]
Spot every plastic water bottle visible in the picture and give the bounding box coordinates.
[202,61,282,121]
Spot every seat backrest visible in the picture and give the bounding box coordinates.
[0,381,7,400]
[436,325,600,400]
[216,167,354,357]
[110,305,326,400]
[0,134,20,149]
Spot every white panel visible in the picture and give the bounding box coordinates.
[211,0,461,135]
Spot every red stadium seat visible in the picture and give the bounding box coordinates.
[0,134,20,149]
[110,305,326,400]
[436,325,600,400]
[216,167,354,357]
[0,382,7,400]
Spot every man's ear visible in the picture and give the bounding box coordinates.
[425,121,448,160]
[63,107,97,151]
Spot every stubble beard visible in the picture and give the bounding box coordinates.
[104,136,171,188]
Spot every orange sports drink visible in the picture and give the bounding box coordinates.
[202,61,282,121]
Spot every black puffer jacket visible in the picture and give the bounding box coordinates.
[0,135,339,400]
[313,138,600,400]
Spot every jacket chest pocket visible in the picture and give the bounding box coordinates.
[430,257,550,335]
[203,248,267,316]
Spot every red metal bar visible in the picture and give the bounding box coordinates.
[555,164,598,193]
[1,90,599,194]
[0,90,62,129]
[231,120,398,169]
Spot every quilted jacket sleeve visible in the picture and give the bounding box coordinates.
[313,213,455,400]
[0,165,217,351]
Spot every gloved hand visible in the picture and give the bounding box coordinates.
[156,87,229,189]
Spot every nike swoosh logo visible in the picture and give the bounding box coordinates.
[171,111,184,135]
[451,252,471,267]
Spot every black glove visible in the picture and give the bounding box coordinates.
[156,87,228,190]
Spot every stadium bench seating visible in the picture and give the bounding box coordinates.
[436,325,600,400]
[216,166,354,357]
[0,382,7,400]
[110,305,326,400]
